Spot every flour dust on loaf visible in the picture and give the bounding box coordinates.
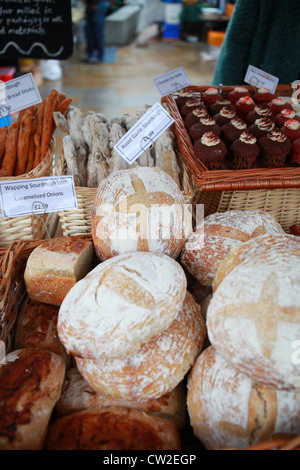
[181,209,285,286]
[207,249,300,392]
[91,166,192,261]
[75,291,206,401]
[187,346,300,450]
[57,251,187,361]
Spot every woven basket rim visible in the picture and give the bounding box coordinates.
[162,84,300,192]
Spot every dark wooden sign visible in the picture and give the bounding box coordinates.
[0,0,74,60]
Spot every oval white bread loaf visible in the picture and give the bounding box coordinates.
[180,210,285,286]
[45,406,181,450]
[0,348,65,450]
[55,367,187,430]
[75,291,206,401]
[207,249,300,391]
[91,166,192,261]
[213,233,300,292]
[57,251,187,360]
[24,237,94,306]
[187,346,300,450]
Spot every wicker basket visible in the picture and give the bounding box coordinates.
[0,139,58,246]
[162,85,300,232]
[54,149,195,237]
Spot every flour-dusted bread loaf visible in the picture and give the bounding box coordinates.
[181,210,285,286]
[91,166,192,261]
[45,406,181,450]
[75,291,206,401]
[24,237,94,306]
[207,249,300,391]
[55,367,186,430]
[13,298,71,369]
[187,346,300,450]
[57,251,187,361]
[0,348,65,450]
[213,233,300,291]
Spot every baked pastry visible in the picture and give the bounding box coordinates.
[290,138,300,166]
[75,291,206,401]
[227,86,250,103]
[180,209,285,286]
[189,116,221,142]
[57,251,187,360]
[14,298,71,369]
[213,106,236,127]
[234,96,255,120]
[91,166,192,261]
[230,131,261,169]
[180,97,203,118]
[55,367,187,430]
[193,132,227,170]
[249,117,276,140]
[201,87,223,106]
[259,130,292,168]
[268,97,293,116]
[208,99,235,116]
[174,90,195,110]
[253,86,275,104]
[24,237,95,306]
[206,249,300,392]
[221,118,248,146]
[184,106,208,129]
[274,108,300,127]
[0,348,65,450]
[45,407,181,450]
[281,118,300,142]
[187,346,300,450]
[246,103,274,124]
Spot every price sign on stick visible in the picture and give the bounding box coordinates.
[244,65,279,94]
[153,67,191,97]
[0,73,41,115]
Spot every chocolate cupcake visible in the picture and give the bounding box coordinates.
[214,106,237,127]
[193,132,227,170]
[184,106,208,129]
[259,130,292,168]
[201,87,223,106]
[249,117,276,140]
[281,118,300,142]
[180,97,204,118]
[275,109,300,128]
[253,87,275,104]
[230,131,261,169]
[227,86,250,103]
[246,104,274,124]
[268,98,293,116]
[221,118,248,146]
[189,115,221,142]
[174,91,195,110]
[290,139,300,166]
[234,96,255,120]
[208,99,235,116]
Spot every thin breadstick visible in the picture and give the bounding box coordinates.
[33,98,46,168]
[15,110,32,175]
[40,89,60,160]
[26,112,38,172]
[57,97,73,116]
[0,122,20,177]
[0,126,8,166]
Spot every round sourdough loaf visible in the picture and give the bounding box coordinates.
[213,233,300,292]
[45,406,181,450]
[187,346,300,450]
[206,249,300,391]
[180,209,285,286]
[57,251,187,361]
[75,291,206,401]
[91,166,192,261]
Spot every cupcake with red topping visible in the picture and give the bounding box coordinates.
[189,115,221,142]
[275,108,300,127]
[280,118,300,142]
[227,86,250,104]
[230,131,261,169]
[249,117,277,140]
[208,99,235,116]
[268,98,293,116]
[201,87,223,106]
[221,118,248,146]
[234,96,255,120]
[259,130,292,168]
[180,97,204,118]
[214,106,237,127]
[193,131,227,170]
[253,87,275,104]
[184,106,208,129]
[246,103,274,124]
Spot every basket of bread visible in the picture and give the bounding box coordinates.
[162,84,300,232]
[0,163,300,451]
[53,104,194,237]
[0,89,73,245]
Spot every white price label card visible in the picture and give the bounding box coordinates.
[244,65,279,94]
[0,72,42,116]
[114,102,174,165]
[0,176,77,219]
[153,67,191,97]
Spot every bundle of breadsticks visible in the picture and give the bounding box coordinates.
[54,104,181,188]
[0,89,72,178]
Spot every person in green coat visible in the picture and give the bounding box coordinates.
[212,0,300,86]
